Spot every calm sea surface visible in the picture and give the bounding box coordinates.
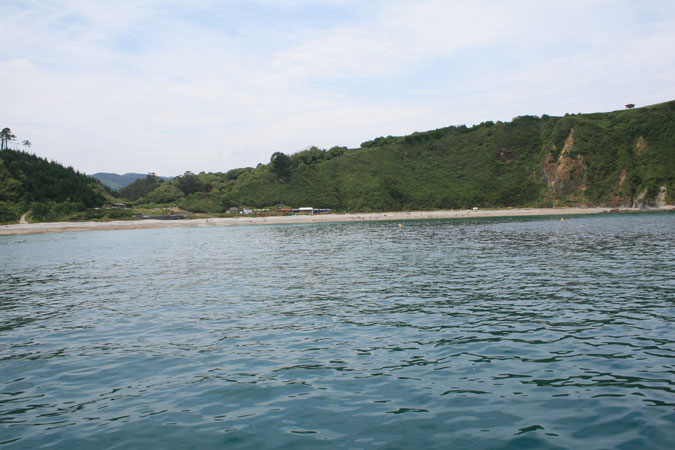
[1,213,674,449]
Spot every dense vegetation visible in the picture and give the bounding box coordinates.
[1,100,673,223]
[118,174,163,201]
[0,149,110,223]
[121,100,675,213]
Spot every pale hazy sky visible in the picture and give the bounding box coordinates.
[2,0,674,175]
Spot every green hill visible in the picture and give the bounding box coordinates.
[130,100,675,212]
[90,172,148,190]
[0,149,109,223]
[91,172,173,191]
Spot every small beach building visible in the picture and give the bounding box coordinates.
[102,203,128,209]
[298,207,314,215]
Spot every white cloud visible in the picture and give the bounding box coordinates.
[1,0,674,175]
[272,1,511,81]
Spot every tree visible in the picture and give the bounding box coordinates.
[270,151,291,182]
[1,128,16,150]
[22,140,31,151]
[118,173,161,201]
[177,171,206,194]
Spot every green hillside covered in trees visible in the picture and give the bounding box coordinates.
[123,100,675,213]
[0,149,110,223]
[1,101,674,224]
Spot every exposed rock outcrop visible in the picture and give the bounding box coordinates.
[618,170,627,187]
[632,185,669,208]
[543,128,587,196]
[607,170,632,207]
[635,136,647,156]
[655,185,668,207]
[632,187,649,208]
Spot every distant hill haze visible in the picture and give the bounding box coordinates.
[90,173,173,190]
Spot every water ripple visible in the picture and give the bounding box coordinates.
[1,213,674,448]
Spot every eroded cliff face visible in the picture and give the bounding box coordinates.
[634,136,647,156]
[655,185,669,207]
[608,169,632,207]
[637,185,670,208]
[629,137,671,207]
[543,128,587,197]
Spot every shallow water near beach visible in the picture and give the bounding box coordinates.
[1,213,674,449]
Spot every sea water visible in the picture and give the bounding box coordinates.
[1,213,674,449]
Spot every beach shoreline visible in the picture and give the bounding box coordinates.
[1,206,672,236]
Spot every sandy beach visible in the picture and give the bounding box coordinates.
[1,206,672,236]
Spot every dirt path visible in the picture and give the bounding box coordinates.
[19,213,29,224]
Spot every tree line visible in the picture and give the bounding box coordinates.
[1,127,31,151]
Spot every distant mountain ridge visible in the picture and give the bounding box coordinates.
[91,172,172,190]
